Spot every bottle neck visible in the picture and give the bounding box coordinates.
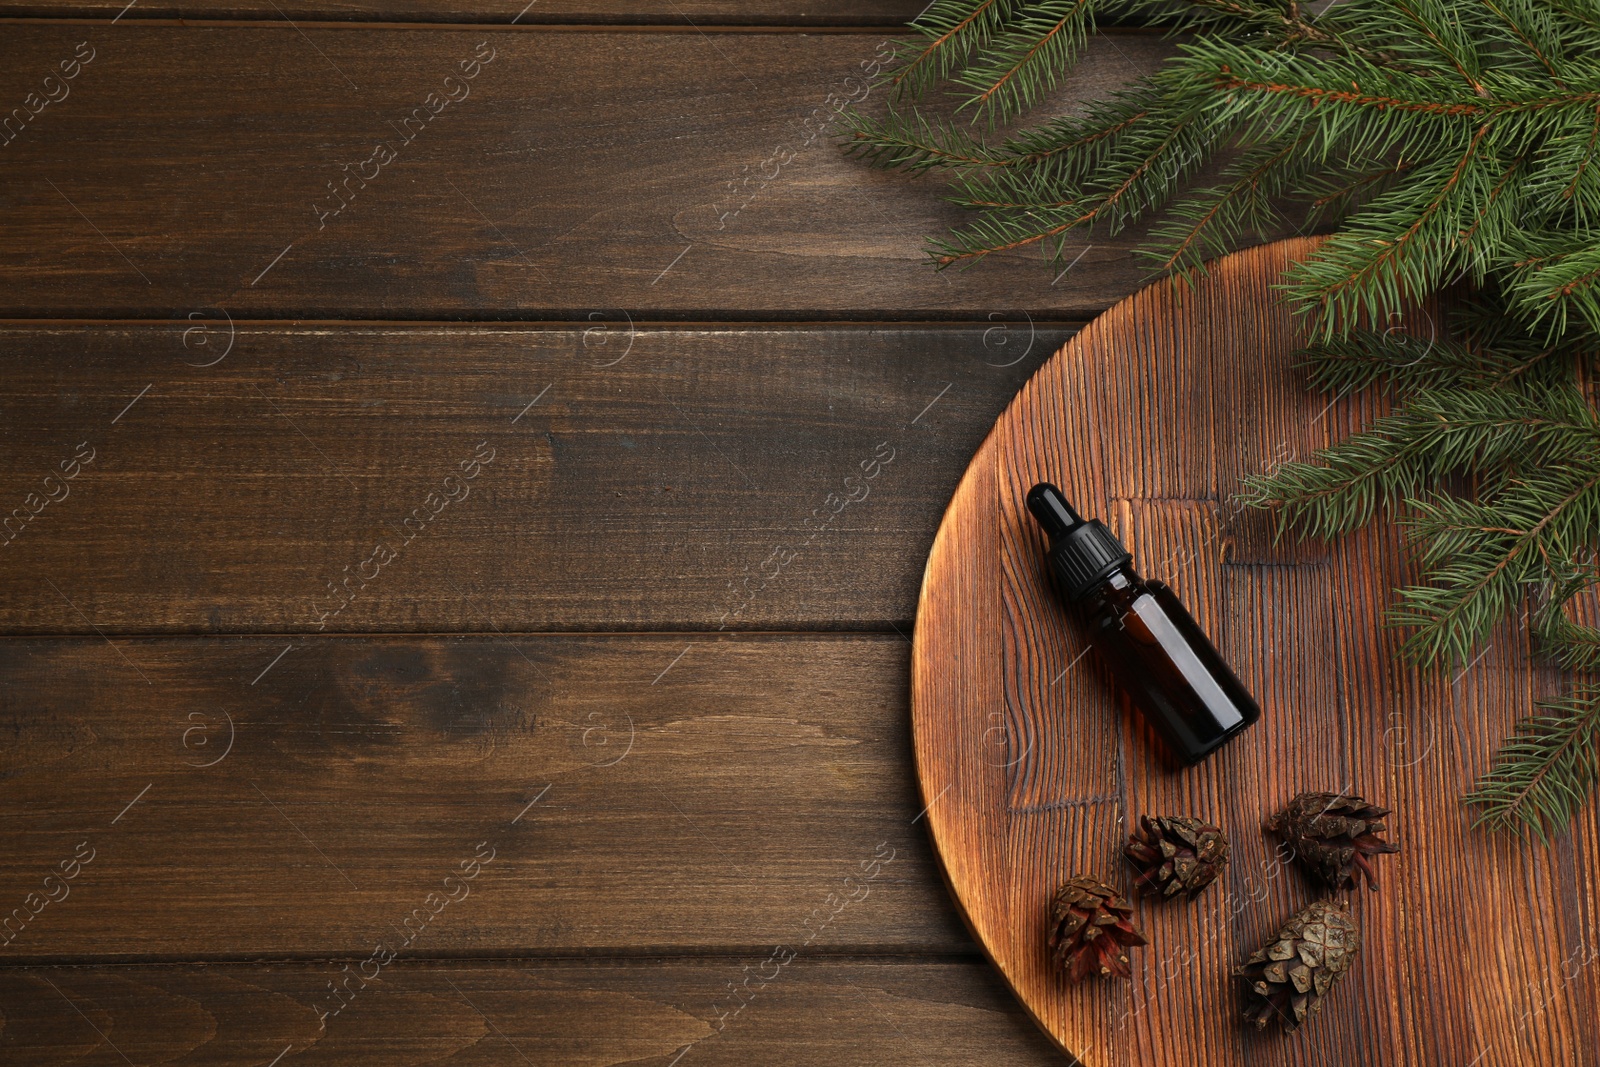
[1077,566,1145,613]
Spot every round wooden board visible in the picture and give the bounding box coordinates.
[910,237,1600,1067]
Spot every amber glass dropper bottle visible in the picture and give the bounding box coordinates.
[1025,483,1260,765]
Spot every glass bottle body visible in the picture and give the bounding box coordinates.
[1078,570,1260,764]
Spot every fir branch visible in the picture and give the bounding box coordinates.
[1153,0,1417,67]
[1533,104,1600,222]
[1238,381,1600,541]
[845,0,1600,336]
[1210,64,1489,119]
[931,78,1236,264]
[1143,132,1312,276]
[1235,412,1427,537]
[1481,0,1568,89]
[889,0,1025,100]
[1388,0,1488,97]
[953,0,1098,123]
[1505,235,1600,339]
[1303,156,1416,228]
[929,202,1093,265]
[1291,329,1554,397]
[1246,309,1600,829]
[996,105,1154,165]
[1464,689,1600,841]
[1282,128,1508,338]
[1296,329,1459,396]
[1393,466,1600,665]
[838,108,1013,173]
[1535,602,1600,672]
[949,192,1081,209]
[839,86,1162,179]
[1551,0,1600,32]
[944,84,1176,196]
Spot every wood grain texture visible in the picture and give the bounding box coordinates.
[0,633,976,959]
[911,238,1600,1067]
[0,323,1064,633]
[0,26,1164,319]
[0,0,927,22]
[0,959,1062,1065]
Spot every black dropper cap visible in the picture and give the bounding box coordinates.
[1026,483,1134,601]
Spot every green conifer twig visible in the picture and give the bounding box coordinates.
[1463,689,1600,841]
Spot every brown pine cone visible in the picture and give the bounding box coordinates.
[1047,876,1146,982]
[1266,791,1400,892]
[1124,815,1229,900]
[1236,899,1361,1032]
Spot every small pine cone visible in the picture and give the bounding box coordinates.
[1124,815,1229,900]
[1266,791,1400,892]
[1047,877,1147,982]
[1235,900,1361,1032]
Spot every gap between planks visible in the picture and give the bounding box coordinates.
[0,317,1095,328]
[0,948,989,968]
[0,17,1168,32]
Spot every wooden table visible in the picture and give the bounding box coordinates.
[0,9,1489,1066]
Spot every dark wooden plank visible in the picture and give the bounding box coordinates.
[0,322,1063,633]
[0,27,1165,319]
[912,237,1600,1067]
[0,959,1063,1064]
[0,0,927,22]
[0,633,979,959]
